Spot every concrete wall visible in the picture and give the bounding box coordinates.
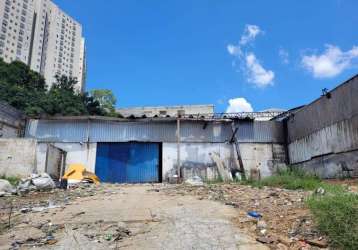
[117,104,214,118]
[0,139,37,177]
[162,142,235,181]
[240,143,287,178]
[36,143,97,174]
[162,142,286,181]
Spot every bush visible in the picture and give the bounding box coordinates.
[307,192,358,250]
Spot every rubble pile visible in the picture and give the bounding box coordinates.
[164,183,327,249]
[0,183,129,249]
[0,183,117,212]
[0,174,56,198]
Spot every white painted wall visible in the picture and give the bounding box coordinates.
[0,139,37,177]
[162,142,286,181]
[36,143,97,174]
[162,142,236,181]
[240,143,276,177]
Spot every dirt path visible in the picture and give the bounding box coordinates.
[0,185,268,250]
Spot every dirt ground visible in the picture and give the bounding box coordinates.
[0,184,270,250]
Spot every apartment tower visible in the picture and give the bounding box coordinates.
[0,0,86,91]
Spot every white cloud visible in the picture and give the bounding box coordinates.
[245,53,275,87]
[227,44,241,56]
[226,98,253,113]
[279,48,289,64]
[240,24,262,46]
[302,44,358,78]
[226,24,274,88]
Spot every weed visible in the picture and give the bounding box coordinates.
[205,176,224,184]
[307,192,358,250]
[0,175,20,186]
[240,169,322,190]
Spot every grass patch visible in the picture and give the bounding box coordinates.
[0,175,20,186]
[307,192,358,250]
[205,176,224,184]
[240,169,323,190]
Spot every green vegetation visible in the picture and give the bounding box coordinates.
[205,176,224,184]
[0,58,116,117]
[90,89,117,116]
[307,191,358,250]
[238,169,357,249]
[0,175,20,186]
[241,169,323,190]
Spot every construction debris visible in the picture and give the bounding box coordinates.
[184,176,204,186]
[210,152,233,181]
[31,173,56,190]
[62,164,100,185]
[16,173,55,195]
[0,179,16,196]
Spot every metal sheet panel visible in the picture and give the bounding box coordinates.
[26,119,234,143]
[287,75,358,142]
[0,101,23,126]
[95,142,159,183]
[26,119,87,142]
[288,116,358,164]
[235,120,284,143]
[90,120,176,142]
[25,119,284,143]
[180,121,233,143]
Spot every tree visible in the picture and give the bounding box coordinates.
[0,59,47,116]
[90,89,117,115]
[82,92,105,116]
[0,59,108,117]
[46,75,104,116]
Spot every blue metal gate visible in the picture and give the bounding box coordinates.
[95,142,160,183]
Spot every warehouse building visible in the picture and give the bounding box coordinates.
[1,74,357,181]
[22,116,286,183]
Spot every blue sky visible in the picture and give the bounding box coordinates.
[54,0,358,112]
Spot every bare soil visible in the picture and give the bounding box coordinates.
[162,184,328,250]
[0,184,269,250]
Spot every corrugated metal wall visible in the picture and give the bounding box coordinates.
[287,75,358,164]
[287,75,358,143]
[25,119,285,143]
[0,101,24,138]
[0,101,23,126]
[289,115,358,164]
[234,120,284,143]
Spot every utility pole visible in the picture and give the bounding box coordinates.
[176,117,181,180]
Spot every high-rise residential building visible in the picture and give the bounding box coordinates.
[0,0,86,91]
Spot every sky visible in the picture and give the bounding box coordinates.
[54,0,358,112]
